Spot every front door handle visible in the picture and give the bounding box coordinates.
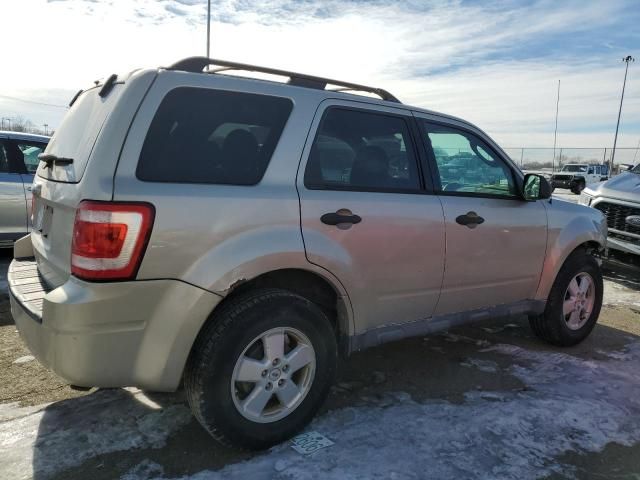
[321,209,362,226]
[455,211,485,228]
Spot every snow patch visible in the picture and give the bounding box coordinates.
[13,355,35,365]
[603,279,640,307]
[460,357,499,373]
[0,388,191,480]
[126,341,640,480]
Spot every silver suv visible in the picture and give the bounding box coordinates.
[9,58,607,449]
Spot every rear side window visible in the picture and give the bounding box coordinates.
[304,107,421,192]
[137,88,293,185]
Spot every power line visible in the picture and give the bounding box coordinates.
[0,94,67,109]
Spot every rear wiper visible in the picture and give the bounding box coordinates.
[38,153,74,169]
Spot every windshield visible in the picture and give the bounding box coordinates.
[631,164,640,174]
[561,165,587,172]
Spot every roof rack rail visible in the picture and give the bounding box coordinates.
[167,57,400,103]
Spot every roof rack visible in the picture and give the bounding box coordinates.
[167,57,400,103]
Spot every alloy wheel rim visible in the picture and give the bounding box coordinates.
[562,272,595,331]
[231,327,316,423]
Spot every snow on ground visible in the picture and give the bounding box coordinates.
[113,341,640,480]
[603,279,640,308]
[0,388,191,480]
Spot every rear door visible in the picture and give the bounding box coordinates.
[414,114,547,315]
[298,101,445,335]
[0,138,28,244]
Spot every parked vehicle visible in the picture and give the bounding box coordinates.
[9,58,607,449]
[551,163,607,194]
[0,131,49,247]
[580,163,640,257]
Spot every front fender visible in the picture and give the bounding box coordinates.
[535,200,606,300]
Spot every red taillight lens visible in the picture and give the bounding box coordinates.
[71,201,155,281]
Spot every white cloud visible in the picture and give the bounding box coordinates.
[0,0,638,150]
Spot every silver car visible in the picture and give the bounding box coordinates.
[8,57,607,449]
[580,163,640,256]
[0,131,49,247]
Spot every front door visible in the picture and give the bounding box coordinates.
[414,116,548,315]
[297,102,445,335]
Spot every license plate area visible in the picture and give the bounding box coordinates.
[33,203,54,237]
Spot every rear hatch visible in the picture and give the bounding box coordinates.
[31,82,125,288]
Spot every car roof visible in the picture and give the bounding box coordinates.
[0,130,50,142]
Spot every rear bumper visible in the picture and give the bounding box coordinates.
[9,258,221,391]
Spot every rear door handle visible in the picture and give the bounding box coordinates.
[321,210,362,226]
[455,211,484,229]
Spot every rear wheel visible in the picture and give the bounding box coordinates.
[529,250,603,346]
[184,288,337,449]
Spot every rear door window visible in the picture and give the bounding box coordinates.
[14,141,48,173]
[304,107,421,192]
[0,141,9,173]
[136,88,293,185]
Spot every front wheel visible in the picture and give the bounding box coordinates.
[184,288,337,449]
[529,249,603,346]
[571,180,585,194]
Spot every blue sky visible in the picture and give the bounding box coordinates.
[1,0,638,152]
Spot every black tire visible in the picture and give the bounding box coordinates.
[571,180,585,195]
[529,249,603,346]
[184,288,337,450]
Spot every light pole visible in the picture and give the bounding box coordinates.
[552,79,560,172]
[611,55,634,167]
[43,124,48,135]
[206,0,211,59]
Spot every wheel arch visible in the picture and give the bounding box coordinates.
[535,238,604,301]
[189,267,354,367]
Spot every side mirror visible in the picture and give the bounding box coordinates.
[523,173,552,201]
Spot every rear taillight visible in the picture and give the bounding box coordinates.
[71,201,155,281]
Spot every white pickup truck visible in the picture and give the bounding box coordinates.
[551,164,609,194]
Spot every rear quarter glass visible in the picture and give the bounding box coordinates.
[136,87,293,185]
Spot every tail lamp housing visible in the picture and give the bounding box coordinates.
[71,201,155,281]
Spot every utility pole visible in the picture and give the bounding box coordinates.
[552,79,560,173]
[611,55,634,167]
[206,0,211,59]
